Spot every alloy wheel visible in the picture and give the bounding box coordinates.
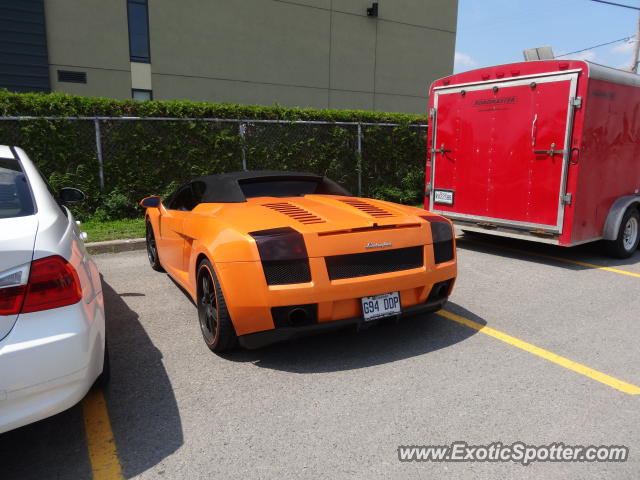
[198,268,218,344]
[146,223,158,264]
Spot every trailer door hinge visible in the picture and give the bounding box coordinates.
[562,193,572,205]
[572,97,582,109]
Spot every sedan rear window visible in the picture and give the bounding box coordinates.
[0,157,35,218]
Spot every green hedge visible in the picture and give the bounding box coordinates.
[0,90,428,221]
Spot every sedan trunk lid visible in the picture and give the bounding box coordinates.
[0,215,37,341]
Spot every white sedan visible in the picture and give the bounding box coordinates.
[0,146,107,434]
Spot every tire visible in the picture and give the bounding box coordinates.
[146,220,164,272]
[196,258,238,353]
[604,207,640,259]
[94,341,110,390]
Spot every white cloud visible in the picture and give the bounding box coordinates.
[454,52,478,71]
[611,39,635,55]
[563,50,597,62]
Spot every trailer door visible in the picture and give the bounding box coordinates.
[429,72,578,233]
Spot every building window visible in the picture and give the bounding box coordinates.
[127,0,150,62]
[132,89,152,101]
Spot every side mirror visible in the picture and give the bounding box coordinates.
[59,187,85,203]
[140,196,161,208]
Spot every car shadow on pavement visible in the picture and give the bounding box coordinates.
[223,302,485,374]
[101,278,184,478]
[0,400,93,480]
[0,280,184,480]
[456,233,640,270]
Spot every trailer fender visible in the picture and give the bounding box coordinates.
[603,195,640,240]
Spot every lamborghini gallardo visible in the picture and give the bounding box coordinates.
[141,171,456,352]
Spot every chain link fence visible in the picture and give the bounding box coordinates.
[0,117,427,219]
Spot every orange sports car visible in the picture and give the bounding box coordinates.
[141,171,456,352]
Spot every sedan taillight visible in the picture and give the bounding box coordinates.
[0,263,30,315]
[0,256,82,315]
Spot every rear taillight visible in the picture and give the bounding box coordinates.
[0,263,30,315]
[21,256,82,313]
[249,227,311,285]
[250,227,308,261]
[420,216,455,264]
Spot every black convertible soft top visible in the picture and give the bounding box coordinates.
[190,170,351,203]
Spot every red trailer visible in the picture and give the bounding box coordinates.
[425,60,640,258]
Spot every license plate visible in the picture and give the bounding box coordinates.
[361,292,401,321]
[434,189,454,205]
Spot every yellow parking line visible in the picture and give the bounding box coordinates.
[457,236,640,279]
[439,309,640,395]
[81,389,124,480]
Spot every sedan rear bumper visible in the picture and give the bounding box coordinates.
[0,295,105,434]
[237,297,448,349]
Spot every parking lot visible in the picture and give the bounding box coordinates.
[1,233,639,479]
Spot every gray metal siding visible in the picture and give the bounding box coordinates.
[0,0,50,92]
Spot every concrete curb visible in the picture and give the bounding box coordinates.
[86,238,146,255]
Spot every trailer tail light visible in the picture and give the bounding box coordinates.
[420,216,455,264]
[250,227,311,285]
[0,264,30,315]
[21,256,82,313]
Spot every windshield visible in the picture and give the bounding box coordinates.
[0,157,35,219]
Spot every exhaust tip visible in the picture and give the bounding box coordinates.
[427,279,453,303]
[288,308,309,326]
[271,303,318,329]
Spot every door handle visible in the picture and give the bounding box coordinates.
[430,143,452,154]
[534,142,566,157]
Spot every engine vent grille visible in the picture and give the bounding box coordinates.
[263,260,311,285]
[339,198,394,218]
[326,246,423,280]
[263,202,325,224]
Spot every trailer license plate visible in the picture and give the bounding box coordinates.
[361,292,401,321]
[434,189,454,205]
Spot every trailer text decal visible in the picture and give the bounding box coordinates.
[473,96,517,107]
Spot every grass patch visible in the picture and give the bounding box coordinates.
[82,218,145,243]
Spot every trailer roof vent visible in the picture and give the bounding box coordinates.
[57,70,87,84]
[523,46,554,61]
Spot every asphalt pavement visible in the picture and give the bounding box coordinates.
[1,234,639,479]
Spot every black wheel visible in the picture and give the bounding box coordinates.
[604,208,640,259]
[197,259,238,353]
[94,341,110,390]
[146,220,164,272]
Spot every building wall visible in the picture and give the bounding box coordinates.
[0,0,50,93]
[45,0,131,99]
[40,0,457,113]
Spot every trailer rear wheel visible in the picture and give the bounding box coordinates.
[605,208,640,258]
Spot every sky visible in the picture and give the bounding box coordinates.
[454,0,640,73]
